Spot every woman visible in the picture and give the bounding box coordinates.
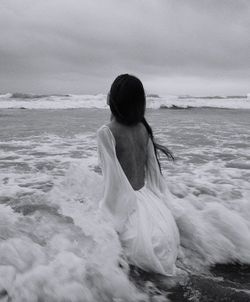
[97,74,180,276]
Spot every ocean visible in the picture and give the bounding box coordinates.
[0,94,250,301]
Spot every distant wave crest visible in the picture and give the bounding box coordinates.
[0,93,249,110]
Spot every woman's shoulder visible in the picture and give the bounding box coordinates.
[98,121,118,139]
[97,124,115,144]
[97,124,111,134]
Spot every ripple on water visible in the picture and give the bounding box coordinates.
[0,161,31,171]
[34,161,57,171]
[18,181,54,192]
[225,162,250,170]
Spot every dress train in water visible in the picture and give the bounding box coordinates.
[97,125,180,276]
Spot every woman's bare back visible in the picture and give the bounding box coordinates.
[108,120,148,190]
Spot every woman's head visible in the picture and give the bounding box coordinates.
[108,74,146,125]
[108,74,174,171]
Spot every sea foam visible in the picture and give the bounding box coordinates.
[0,93,250,110]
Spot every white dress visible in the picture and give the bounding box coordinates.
[97,125,180,276]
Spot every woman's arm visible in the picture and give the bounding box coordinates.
[97,126,137,232]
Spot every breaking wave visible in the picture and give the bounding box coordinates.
[0,93,250,110]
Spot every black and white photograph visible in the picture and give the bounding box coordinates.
[0,1,250,301]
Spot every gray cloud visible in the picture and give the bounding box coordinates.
[0,0,249,95]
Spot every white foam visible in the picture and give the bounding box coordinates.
[0,93,249,109]
[155,96,250,110]
[0,184,146,301]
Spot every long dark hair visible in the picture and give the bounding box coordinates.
[108,74,174,172]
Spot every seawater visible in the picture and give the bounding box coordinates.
[0,108,250,302]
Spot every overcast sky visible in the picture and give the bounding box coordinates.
[0,0,249,95]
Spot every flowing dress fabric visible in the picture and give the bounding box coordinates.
[97,125,180,276]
